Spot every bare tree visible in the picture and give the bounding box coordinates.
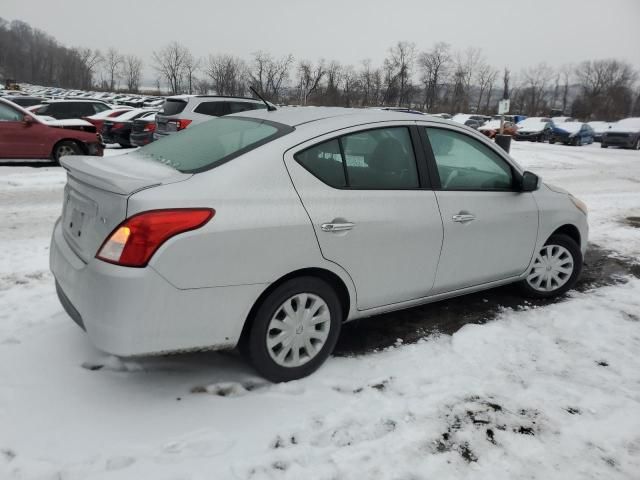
[77,48,102,89]
[183,52,200,94]
[104,47,123,91]
[122,54,143,93]
[152,41,191,94]
[358,59,380,107]
[296,59,325,105]
[248,51,294,102]
[386,41,416,106]
[206,54,247,95]
[341,65,359,107]
[476,63,497,113]
[419,42,451,111]
[573,59,637,119]
[521,63,554,115]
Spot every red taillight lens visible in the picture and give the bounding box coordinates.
[170,118,192,130]
[144,122,157,132]
[112,122,125,129]
[96,209,214,267]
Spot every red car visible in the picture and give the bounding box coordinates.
[0,98,103,163]
[84,107,133,132]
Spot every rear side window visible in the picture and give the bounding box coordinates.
[139,117,292,173]
[228,102,258,114]
[194,101,228,116]
[160,99,187,116]
[295,127,419,190]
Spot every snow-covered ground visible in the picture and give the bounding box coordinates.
[1,142,639,479]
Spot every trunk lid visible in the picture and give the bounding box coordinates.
[59,153,191,262]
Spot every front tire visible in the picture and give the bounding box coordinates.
[601,143,608,148]
[518,234,582,299]
[244,277,343,382]
[53,141,82,163]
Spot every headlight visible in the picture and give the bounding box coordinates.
[569,194,588,215]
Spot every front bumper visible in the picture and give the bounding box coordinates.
[515,132,543,140]
[602,135,635,147]
[50,220,266,356]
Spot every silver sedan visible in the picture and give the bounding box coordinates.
[50,107,588,382]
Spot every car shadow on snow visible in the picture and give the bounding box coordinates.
[334,243,640,356]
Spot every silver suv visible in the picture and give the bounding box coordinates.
[154,95,267,139]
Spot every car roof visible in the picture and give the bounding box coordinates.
[44,99,108,103]
[166,95,263,103]
[232,106,453,128]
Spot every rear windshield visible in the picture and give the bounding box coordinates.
[160,99,187,116]
[138,117,293,173]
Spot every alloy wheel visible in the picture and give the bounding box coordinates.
[266,293,331,368]
[56,145,76,158]
[526,244,574,292]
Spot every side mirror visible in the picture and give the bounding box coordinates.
[23,114,34,125]
[521,171,539,192]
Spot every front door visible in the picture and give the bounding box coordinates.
[420,126,539,293]
[285,124,444,310]
[0,102,45,158]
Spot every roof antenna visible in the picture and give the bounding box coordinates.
[250,86,276,111]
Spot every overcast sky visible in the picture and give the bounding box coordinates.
[3,0,640,80]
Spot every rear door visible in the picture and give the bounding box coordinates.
[419,124,538,293]
[284,122,444,310]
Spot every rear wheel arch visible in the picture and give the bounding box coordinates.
[239,268,352,346]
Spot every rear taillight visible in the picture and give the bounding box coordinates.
[112,122,125,129]
[96,209,214,267]
[170,118,192,131]
[144,123,157,132]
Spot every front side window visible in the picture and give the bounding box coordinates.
[0,103,23,121]
[139,117,291,173]
[425,128,513,191]
[295,126,419,190]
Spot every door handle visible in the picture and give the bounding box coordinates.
[321,222,355,232]
[452,214,476,223]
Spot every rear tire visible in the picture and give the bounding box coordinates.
[518,234,582,299]
[601,143,608,148]
[52,141,82,164]
[243,277,343,382]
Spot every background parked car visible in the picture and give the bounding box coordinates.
[464,119,483,129]
[451,113,487,126]
[551,116,576,124]
[587,121,612,142]
[0,97,102,162]
[101,109,157,147]
[549,122,594,146]
[154,95,268,139]
[129,113,157,147]
[515,117,552,142]
[478,120,518,138]
[84,107,134,131]
[32,99,112,120]
[4,95,46,108]
[601,117,640,149]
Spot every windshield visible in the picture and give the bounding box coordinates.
[138,116,293,173]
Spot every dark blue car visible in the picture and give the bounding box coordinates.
[549,122,594,146]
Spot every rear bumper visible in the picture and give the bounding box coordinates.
[50,220,266,356]
[130,132,154,147]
